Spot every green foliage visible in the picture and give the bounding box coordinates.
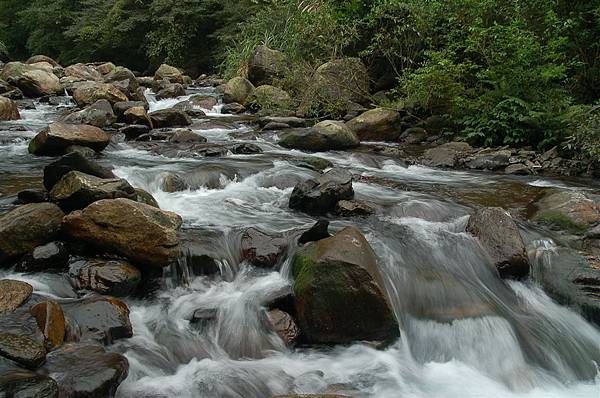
[564,104,600,162]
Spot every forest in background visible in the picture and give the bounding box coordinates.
[0,0,598,159]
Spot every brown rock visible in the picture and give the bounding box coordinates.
[28,122,110,156]
[0,333,46,369]
[30,301,66,350]
[123,106,152,128]
[0,96,20,120]
[241,228,288,268]
[0,280,33,312]
[69,258,141,296]
[267,309,299,346]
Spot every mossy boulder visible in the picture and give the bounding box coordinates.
[154,63,185,84]
[279,120,359,151]
[291,226,399,345]
[533,191,600,234]
[247,45,289,86]
[245,85,292,113]
[223,77,255,104]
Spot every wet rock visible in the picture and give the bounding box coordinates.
[123,106,152,128]
[154,63,184,84]
[113,101,148,120]
[149,108,192,128]
[190,308,218,325]
[49,171,136,211]
[16,242,69,273]
[241,228,288,268]
[221,103,245,114]
[346,108,401,141]
[72,82,128,107]
[533,191,600,233]
[247,45,289,86]
[26,55,60,67]
[0,204,64,265]
[0,97,20,121]
[267,309,299,346]
[466,149,512,170]
[42,343,128,397]
[43,152,115,191]
[65,145,97,158]
[399,127,428,144]
[188,94,218,109]
[62,99,116,128]
[69,258,141,297]
[280,121,359,151]
[120,124,151,139]
[289,168,354,215]
[62,198,182,268]
[0,62,63,97]
[505,163,532,175]
[246,85,292,112]
[298,220,331,244]
[335,200,375,217]
[161,172,189,192]
[30,301,66,350]
[28,122,110,156]
[422,142,474,168]
[62,296,132,344]
[0,369,59,398]
[0,280,33,312]
[258,116,308,128]
[0,333,46,369]
[173,101,207,118]
[104,66,138,94]
[169,129,206,143]
[97,62,116,75]
[16,189,48,204]
[289,156,333,172]
[466,207,530,279]
[134,188,159,208]
[291,227,399,345]
[223,77,254,104]
[231,143,262,154]
[155,83,185,100]
[64,64,102,81]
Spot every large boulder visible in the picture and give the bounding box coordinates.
[64,63,103,81]
[223,77,255,104]
[155,83,185,100]
[0,62,63,97]
[149,108,192,128]
[42,343,128,397]
[123,106,152,128]
[154,64,184,84]
[113,100,148,120]
[0,204,64,265]
[62,198,182,267]
[533,191,600,234]
[26,55,60,67]
[279,120,359,151]
[104,66,138,94]
[72,82,128,107]
[69,258,141,297]
[346,108,402,141]
[49,171,137,211]
[422,142,474,168]
[0,96,20,120]
[289,168,354,215]
[62,99,116,128]
[291,227,399,345]
[28,122,110,156]
[247,45,289,86]
[245,85,292,112]
[43,152,115,191]
[466,207,530,279]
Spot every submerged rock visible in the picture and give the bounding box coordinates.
[279,121,359,151]
[335,200,375,217]
[62,198,182,268]
[289,168,354,215]
[69,258,141,297]
[291,227,399,345]
[43,152,116,191]
[466,207,530,279]
[28,122,110,156]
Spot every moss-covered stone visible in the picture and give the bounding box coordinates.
[534,210,588,234]
[245,85,292,113]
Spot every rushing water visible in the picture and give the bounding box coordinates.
[0,88,599,398]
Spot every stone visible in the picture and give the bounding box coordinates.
[505,163,532,175]
[247,45,289,86]
[245,85,292,112]
[231,143,262,154]
[16,242,69,273]
[0,333,46,369]
[263,122,290,130]
[422,142,474,168]
[533,191,600,233]
[0,62,63,97]
[62,99,116,128]
[466,207,530,279]
[62,198,182,267]
[335,200,375,217]
[72,82,128,107]
[188,95,218,109]
[113,101,148,120]
[291,227,399,345]
[466,150,512,170]
[173,101,207,118]
[123,106,152,128]
[400,127,428,144]
[28,122,110,156]
[346,108,402,141]
[120,124,151,139]
[64,63,102,81]
[161,172,189,192]
[0,369,59,398]
[155,83,185,100]
[29,301,66,351]
[69,258,141,297]
[134,188,159,208]
[0,280,33,312]
[154,64,184,84]
[49,171,137,211]
[290,156,333,172]
[104,66,138,94]
[267,309,299,346]
[42,343,128,397]
[16,189,48,204]
[0,96,20,121]
[170,129,206,143]
[258,116,307,128]
[26,55,59,67]
[298,220,331,244]
[0,204,64,265]
[223,77,255,104]
[97,62,116,75]
[289,168,354,215]
[279,121,359,151]
[149,108,192,128]
[221,103,245,114]
[43,152,115,191]
[241,228,288,268]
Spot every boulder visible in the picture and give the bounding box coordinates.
[399,127,428,144]
[279,120,359,151]
[149,108,192,128]
[0,370,59,398]
[170,129,206,143]
[188,95,218,109]
[0,280,33,312]
[43,152,115,191]
[64,63,103,81]
[62,99,116,128]
[533,191,600,233]
[72,82,128,107]
[28,122,110,156]
[104,66,138,94]
[266,309,299,346]
[223,77,254,104]
[221,103,246,114]
[505,163,532,175]
[291,227,399,344]
[0,62,63,97]
[69,258,141,297]
[30,301,66,350]
[62,198,182,267]
[123,106,152,128]
[422,142,473,168]
[113,100,148,120]
[120,125,151,140]
[241,228,288,268]
[247,45,289,86]
[173,100,207,118]
[258,116,308,128]
[289,168,354,215]
[155,83,185,100]
[298,220,330,245]
[49,171,137,211]
[16,189,48,204]
[26,55,59,67]
[16,241,69,272]
[0,96,20,120]
[0,333,46,369]
[97,62,116,75]
[0,204,64,264]
[61,296,132,344]
[154,64,184,84]
[466,150,512,170]
[245,85,292,112]
[346,108,402,141]
[466,207,530,279]
[134,188,159,208]
[42,343,128,397]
